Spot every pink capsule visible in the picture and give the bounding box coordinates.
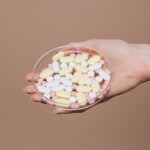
[95,68,101,73]
[71,91,76,96]
[90,76,96,80]
[72,84,77,90]
[38,78,43,83]
[95,69,101,74]
[88,99,95,104]
[48,63,51,68]
[70,53,76,57]
[41,81,47,86]
[52,95,57,101]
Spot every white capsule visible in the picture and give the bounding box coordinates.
[65,73,73,79]
[53,67,60,73]
[96,76,103,82]
[50,80,60,87]
[60,63,68,68]
[60,77,71,85]
[51,84,65,92]
[60,77,66,83]
[52,61,59,68]
[69,96,77,103]
[51,87,57,92]
[81,61,88,67]
[36,85,51,93]
[52,61,60,73]
[46,80,58,88]
[43,93,51,99]
[86,79,92,86]
[63,79,72,86]
[45,88,52,93]
[89,63,102,71]
[54,74,61,80]
[46,76,53,82]
[36,85,46,93]
[59,84,66,90]
[88,70,95,77]
[69,62,76,68]
[98,70,111,81]
[45,82,51,88]
[89,92,97,98]
[66,86,73,92]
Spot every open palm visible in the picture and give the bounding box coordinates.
[24,39,146,114]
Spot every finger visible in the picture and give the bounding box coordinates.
[30,93,42,102]
[23,85,36,94]
[53,107,86,114]
[53,107,69,114]
[26,72,40,82]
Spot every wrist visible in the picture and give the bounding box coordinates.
[132,44,150,82]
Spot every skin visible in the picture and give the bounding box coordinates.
[23,39,150,114]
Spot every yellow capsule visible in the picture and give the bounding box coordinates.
[40,68,53,79]
[78,74,89,85]
[88,55,101,65]
[75,53,89,63]
[76,85,91,93]
[52,51,65,61]
[60,56,74,63]
[56,90,71,98]
[75,64,88,73]
[72,71,82,83]
[59,67,73,76]
[92,80,101,92]
[54,98,71,108]
[76,92,87,106]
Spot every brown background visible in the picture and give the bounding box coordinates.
[0,0,150,150]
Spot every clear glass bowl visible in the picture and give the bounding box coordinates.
[32,45,112,111]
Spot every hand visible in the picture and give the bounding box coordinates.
[23,39,150,114]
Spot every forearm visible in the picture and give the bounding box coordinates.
[132,44,150,82]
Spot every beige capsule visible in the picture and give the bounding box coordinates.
[75,53,89,63]
[60,56,74,63]
[40,68,54,79]
[88,55,101,65]
[54,98,71,108]
[75,64,88,73]
[76,85,91,93]
[59,67,73,76]
[91,80,101,92]
[72,71,82,83]
[52,51,65,61]
[76,92,87,106]
[78,74,89,85]
[56,90,71,98]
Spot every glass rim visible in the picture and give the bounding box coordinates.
[32,44,112,111]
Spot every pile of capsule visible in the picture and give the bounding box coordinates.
[35,50,111,109]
